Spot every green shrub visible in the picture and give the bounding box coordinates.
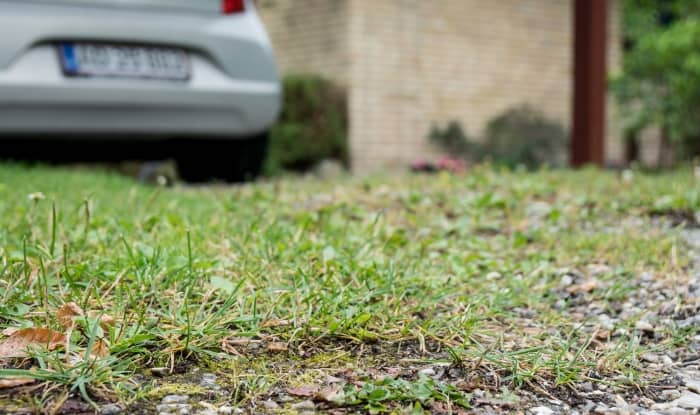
[483,105,568,168]
[428,121,479,156]
[612,1,700,160]
[429,105,568,169]
[267,75,348,174]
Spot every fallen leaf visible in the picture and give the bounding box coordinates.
[98,315,115,331]
[79,339,110,361]
[0,377,36,389]
[1,327,19,337]
[92,340,110,358]
[315,386,343,402]
[566,279,598,294]
[267,342,288,353]
[0,328,67,358]
[57,303,84,328]
[287,385,319,397]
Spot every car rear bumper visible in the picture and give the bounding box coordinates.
[0,1,281,137]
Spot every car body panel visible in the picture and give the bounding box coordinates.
[10,0,221,15]
[0,0,280,137]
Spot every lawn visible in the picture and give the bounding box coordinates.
[0,164,698,414]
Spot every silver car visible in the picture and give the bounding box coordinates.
[0,0,281,181]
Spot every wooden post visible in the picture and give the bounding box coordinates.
[571,0,608,167]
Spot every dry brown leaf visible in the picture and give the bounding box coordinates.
[98,315,115,331]
[315,386,342,402]
[79,339,110,362]
[566,279,599,294]
[0,376,36,389]
[92,340,110,359]
[267,342,288,353]
[287,385,319,397]
[57,303,84,329]
[0,328,67,358]
[1,327,19,337]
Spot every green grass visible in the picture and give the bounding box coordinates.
[0,164,698,413]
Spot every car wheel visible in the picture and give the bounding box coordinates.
[175,133,269,183]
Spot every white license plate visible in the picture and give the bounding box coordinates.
[58,43,190,81]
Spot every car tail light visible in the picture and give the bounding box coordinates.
[222,0,245,14]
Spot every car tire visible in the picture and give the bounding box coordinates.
[175,133,269,183]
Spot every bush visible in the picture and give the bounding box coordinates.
[428,121,478,156]
[611,1,700,160]
[483,105,568,168]
[429,105,568,169]
[267,75,348,174]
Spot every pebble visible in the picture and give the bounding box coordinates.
[635,320,655,332]
[661,355,674,368]
[101,404,123,415]
[642,353,660,363]
[418,367,436,376]
[662,390,682,401]
[486,271,502,280]
[593,404,609,414]
[291,400,316,412]
[614,328,629,337]
[157,395,193,415]
[218,406,234,414]
[200,373,221,390]
[679,316,700,329]
[673,391,700,409]
[162,395,190,405]
[561,274,575,286]
[686,379,700,394]
[529,406,554,415]
[156,403,191,415]
[261,400,280,410]
[598,314,615,330]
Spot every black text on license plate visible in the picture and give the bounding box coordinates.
[58,43,190,81]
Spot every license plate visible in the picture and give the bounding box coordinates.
[58,43,190,81]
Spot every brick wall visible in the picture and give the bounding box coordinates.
[257,0,350,85]
[258,0,623,172]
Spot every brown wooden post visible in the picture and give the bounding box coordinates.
[571,0,608,167]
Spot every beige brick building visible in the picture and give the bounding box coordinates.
[257,0,623,172]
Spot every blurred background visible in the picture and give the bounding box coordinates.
[0,0,698,181]
[259,0,700,175]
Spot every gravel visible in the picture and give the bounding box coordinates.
[100,403,123,415]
